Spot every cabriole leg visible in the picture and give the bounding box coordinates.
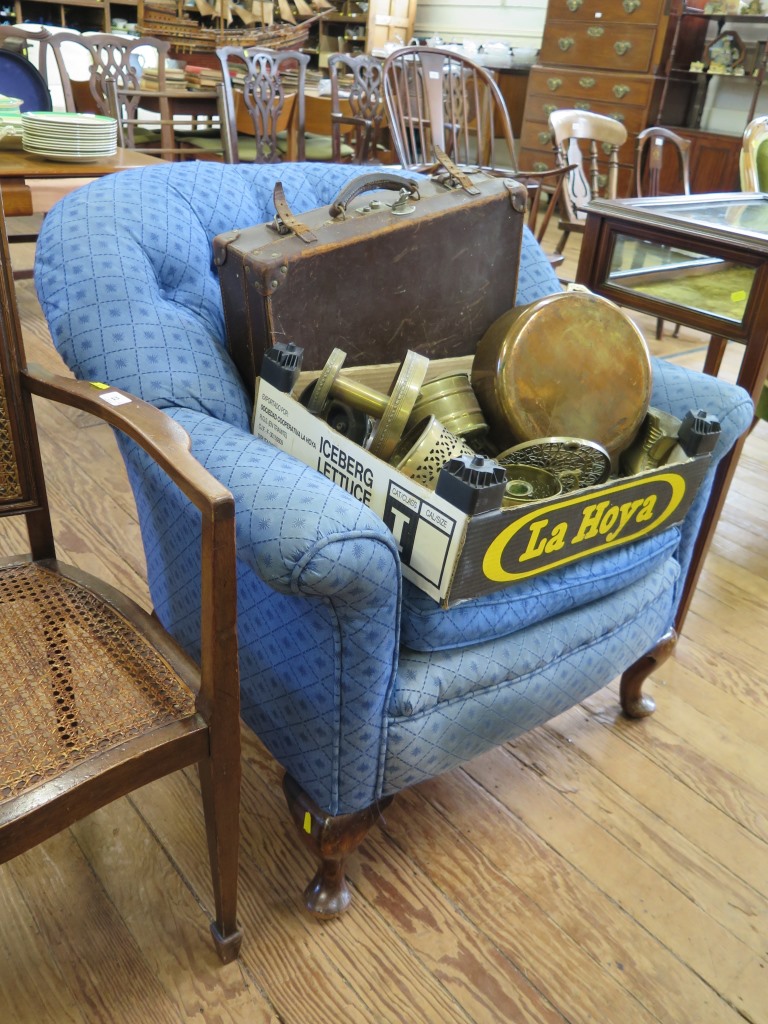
[283,774,393,917]
[620,627,677,718]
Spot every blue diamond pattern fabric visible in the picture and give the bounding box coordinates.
[34,161,754,817]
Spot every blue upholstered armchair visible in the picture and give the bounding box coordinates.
[34,162,753,916]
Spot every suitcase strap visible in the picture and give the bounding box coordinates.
[270,182,318,243]
[431,147,481,195]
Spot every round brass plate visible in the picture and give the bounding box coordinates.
[497,436,611,492]
[307,347,346,414]
[471,292,652,456]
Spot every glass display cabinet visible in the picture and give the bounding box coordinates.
[576,191,768,622]
[577,192,768,402]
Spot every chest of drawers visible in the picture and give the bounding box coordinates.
[520,0,672,196]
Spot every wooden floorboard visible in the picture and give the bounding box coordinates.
[1,216,766,1024]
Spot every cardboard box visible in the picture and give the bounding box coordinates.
[253,377,710,606]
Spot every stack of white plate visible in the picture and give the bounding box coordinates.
[22,112,117,163]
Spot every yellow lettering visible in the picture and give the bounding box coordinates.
[520,518,551,562]
[572,500,610,544]
[545,522,568,553]
[636,495,657,522]
[599,505,619,536]
[606,499,644,542]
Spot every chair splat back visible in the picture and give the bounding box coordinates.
[383,46,507,171]
[634,126,691,198]
[548,108,628,254]
[216,46,308,163]
[328,52,385,163]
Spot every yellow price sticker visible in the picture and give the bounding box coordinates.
[731,290,747,302]
[90,381,110,390]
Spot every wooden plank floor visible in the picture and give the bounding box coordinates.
[1,217,766,1024]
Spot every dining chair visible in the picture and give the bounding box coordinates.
[215,46,308,163]
[0,191,242,960]
[548,108,628,255]
[44,31,188,160]
[382,46,569,245]
[328,52,386,163]
[632,126,692,340]
[634,126,691,199]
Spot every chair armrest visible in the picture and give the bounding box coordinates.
[22,366,238,710]
[649,357,753,463]
[22,366,232,516]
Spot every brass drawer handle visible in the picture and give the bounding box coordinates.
[538,130,553,145]
[623,0,641,11]
[566,0,583,9]
[614,41,633,56]
[543,103,557,115]
[533,162,548,172]
[558,37,574,51]
[613,84,631,98]
[547,77,563,91]
[579,76,596,88]
[587,26,605,38]
[575,100,591,110]
[610,112,626,122]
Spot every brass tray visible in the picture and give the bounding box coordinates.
[471,292,652,457]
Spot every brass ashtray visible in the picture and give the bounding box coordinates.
[502,463,562,506]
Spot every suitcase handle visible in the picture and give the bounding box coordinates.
[328,174,422,219]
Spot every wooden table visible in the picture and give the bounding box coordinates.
[0,147,164,217]
[120,88,220,157]
[575,191,768,629]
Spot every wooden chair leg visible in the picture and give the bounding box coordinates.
[703,335,728,377]
[198,756,243,962]
[620,627,677,718]
[283,774,393,917]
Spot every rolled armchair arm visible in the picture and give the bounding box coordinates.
[158,407,402,604]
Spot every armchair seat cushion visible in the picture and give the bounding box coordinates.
[386,555,679,791]
[399,526,681,651]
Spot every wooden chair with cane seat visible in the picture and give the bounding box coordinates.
[0,192,242,961]
[382,45,569,245]
[548,108,628,255]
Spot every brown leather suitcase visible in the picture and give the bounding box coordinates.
[213,169,528,398]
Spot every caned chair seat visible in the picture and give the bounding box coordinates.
[0,559,199,810]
